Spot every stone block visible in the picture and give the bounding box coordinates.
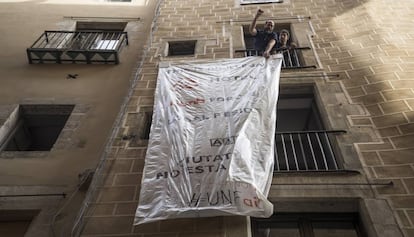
[361,151,382,166]
[379,149,414,165]
[132,221,160,233]
[407,210,414,226]
[374,165,414,178]
[380,101,410,114]
[346,68,374,79]
[142,234,177,237]
[372,113,407,128]
[383,89,414,101]
[371,64,401,74]
[178,232,223,237]
[366,104,383,116]
[83,216,134,235]
[406,111,414,122]
[86,203,115,216]
[378,127,400,137]
[391,80,414,89]
[136,80,149,89]
[115,202,138,215]
[351,58,383,68]
[364,199,399,225]
[406,99,414,110]
[116,148,146,158]
[102,159,133,173]
[139,97,155,106]
[372,224,404,237]
[97,186,136,202]
[134,89,156,97]
[375,179,407,195]
[132,158,146,173]
[396,72,414,80]
[365,72,399,83]
[395,210,411,227]
[343,78,368,88]
[403,178,414,193]
[328,63,353,71]
[160,218,195,232]
[350,117,372,126]
[400,63,414,71]
[391,134,414,149]
[352,93,384,105]
[403,228,414,237]
[347,87,366,97]
[364,81,392,94]
[195,217,224,232]
[389,196,414,208]
[114,173,142,185]
[357,140,394,151]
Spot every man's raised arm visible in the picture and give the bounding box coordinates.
[249,9,263,36]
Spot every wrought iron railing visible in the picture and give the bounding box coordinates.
[27,31,128,64]
[235,47,316,69]
[274,130,346,172]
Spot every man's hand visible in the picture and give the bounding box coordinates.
[250,9,264,36]
[256,9,264,18]
[263,51,271,58]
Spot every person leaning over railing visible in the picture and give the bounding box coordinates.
[275,29,297,51]
[275,29,299,67]
[249,9,278,58]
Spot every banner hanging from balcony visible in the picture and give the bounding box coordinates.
[135,55,283,225]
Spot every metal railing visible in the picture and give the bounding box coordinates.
[27,31,128,64]
[274,130,346,172]
[235,47,316,69]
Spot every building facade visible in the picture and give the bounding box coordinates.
[1,0,413,236]
[0,0,157,236]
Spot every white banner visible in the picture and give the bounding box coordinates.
[135,56,282,225]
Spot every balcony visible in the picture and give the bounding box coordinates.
[274,130,346,172]
[27,31,128,64]
[235,47,316,69]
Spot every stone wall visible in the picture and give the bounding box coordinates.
[79,0,414,236]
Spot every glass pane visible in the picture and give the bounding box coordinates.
[93,40,119,50]
[313,221,359,237]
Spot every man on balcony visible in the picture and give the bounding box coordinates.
[249,9,277,58]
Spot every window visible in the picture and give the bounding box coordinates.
[252,213,367,237]
[0,210,39,237]
[0,105,74,151]
[242,24,308,68]
[123,109,152,147]
[236,20,319,69]
[275,86,344,172]
[27,21,129,64]
[75,22,128,50]
[140,111,152,140]
[168,40,197,56]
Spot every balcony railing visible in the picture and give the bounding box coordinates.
[27,31,128,64]
[274,130,346,172]
[235,47,316,69]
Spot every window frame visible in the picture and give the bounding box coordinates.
[0,104,75,152]
[274,86,345,172]
[251,212,367,237]
[167,40,197,57]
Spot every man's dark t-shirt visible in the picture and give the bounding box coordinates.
[254,30,278,53]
